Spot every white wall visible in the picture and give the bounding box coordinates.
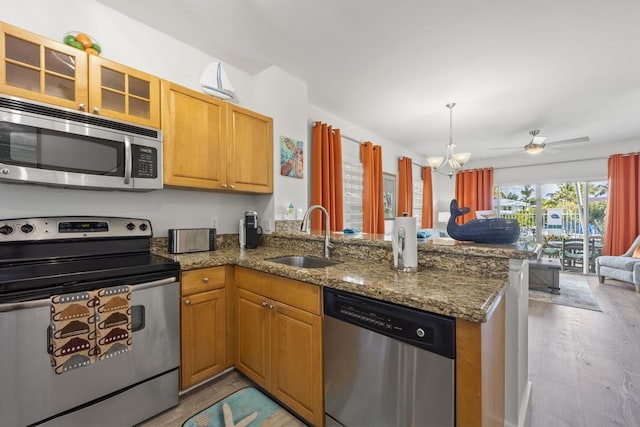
[252,66,309,225]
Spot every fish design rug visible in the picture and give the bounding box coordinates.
[182,387,306,427]
[529,273,602,312]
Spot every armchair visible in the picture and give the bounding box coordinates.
[596,235,640,293]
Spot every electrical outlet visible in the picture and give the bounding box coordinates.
[210,216,219,229]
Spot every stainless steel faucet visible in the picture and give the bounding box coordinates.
[300,205,334,259]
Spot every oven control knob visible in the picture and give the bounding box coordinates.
[1,168,9,175]
[416,328,425,338]
[21,224,34,234]
[126,223,135,231]
[0,225,13,235]
[139,223,148,231]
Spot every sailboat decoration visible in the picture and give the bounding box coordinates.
[199,61,235,100]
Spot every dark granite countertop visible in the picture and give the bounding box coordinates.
[151,232,535,322]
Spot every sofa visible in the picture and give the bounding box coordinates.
[596,235,640,293]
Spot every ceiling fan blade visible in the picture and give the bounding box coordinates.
[543,146,562,152]
[545,136,590,146]
[532,136,546,144]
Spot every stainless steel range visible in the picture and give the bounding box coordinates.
[0,216,180,427]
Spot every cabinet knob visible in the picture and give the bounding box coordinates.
[269,304,275,310]
[78,103,86,111]
[230,184,235,189]
[92,106,100,114]
[203,277,209,283]
[261,301,268,308]
[222,183,228,189]
[185,300,191,305]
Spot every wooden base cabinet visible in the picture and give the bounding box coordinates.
[235,268,323,426]
[180,267,229,390]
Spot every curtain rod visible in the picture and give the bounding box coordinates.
[312,122,364,145]
[312,122,426,168]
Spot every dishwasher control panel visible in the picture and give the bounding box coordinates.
[324,288,455,358]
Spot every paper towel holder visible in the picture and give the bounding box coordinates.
[392,214,419,273]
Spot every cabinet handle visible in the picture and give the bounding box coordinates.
[185,300,191,305]
[203,277,209,283]
[93,106,100,114]
[78,103,86,111]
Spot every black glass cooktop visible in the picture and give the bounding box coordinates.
[0,253,179,303]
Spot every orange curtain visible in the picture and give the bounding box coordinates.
[311,122,344,231]
[454,168,494,224]
[421,167,434,228]
[603,152,640,256]
[397,157,413,216]
[361,142,384,234]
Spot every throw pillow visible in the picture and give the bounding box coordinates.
[633,246,640,258]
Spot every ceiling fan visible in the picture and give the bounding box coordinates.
[492,130,590,155]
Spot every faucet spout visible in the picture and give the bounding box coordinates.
[300,205,333,259]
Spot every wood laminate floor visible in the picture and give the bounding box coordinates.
[141,273,640,427]
[529,273,640,427]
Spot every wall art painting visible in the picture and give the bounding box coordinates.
[280,136,304,179]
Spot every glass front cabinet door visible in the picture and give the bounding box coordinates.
[0,22,88,110]
[88,56,160,128]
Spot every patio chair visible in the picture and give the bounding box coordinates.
[561,238,586,270]
[596,235,640,293]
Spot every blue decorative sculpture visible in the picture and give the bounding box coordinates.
[447,199,520,244]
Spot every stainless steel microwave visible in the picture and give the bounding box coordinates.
[0,95,162,191]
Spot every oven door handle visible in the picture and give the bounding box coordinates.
[0,277,177,312]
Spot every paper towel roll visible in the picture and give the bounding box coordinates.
[392,216,418,269]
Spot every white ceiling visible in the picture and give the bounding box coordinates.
[98,0,640,161]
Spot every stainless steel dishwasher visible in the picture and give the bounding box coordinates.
[323,288,455,427]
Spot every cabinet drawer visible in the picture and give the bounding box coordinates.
[182,266,225,296]
[234,267,320,315]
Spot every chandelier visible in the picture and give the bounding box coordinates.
[426,103,471,178]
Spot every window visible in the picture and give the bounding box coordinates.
[343,142,363,230]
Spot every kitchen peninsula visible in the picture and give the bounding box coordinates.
[153,228,537,427]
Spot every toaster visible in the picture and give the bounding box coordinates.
[168,228,216,254]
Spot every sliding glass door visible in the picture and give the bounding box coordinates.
[496,180,608,273]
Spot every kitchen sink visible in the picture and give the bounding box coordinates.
[266,255,341,269]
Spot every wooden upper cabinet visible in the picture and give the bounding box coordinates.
[161,80,273,194]
[0,21,159,127]
[88,55,160,127]
[227,104,273,193]
[0,21,88,109]
[161,80,227,189]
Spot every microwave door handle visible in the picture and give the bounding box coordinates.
[124,135,132,185]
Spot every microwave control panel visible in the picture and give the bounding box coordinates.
[133,146,157,178]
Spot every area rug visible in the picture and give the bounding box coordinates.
[182,386,306,427]
[529,274,602,312]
